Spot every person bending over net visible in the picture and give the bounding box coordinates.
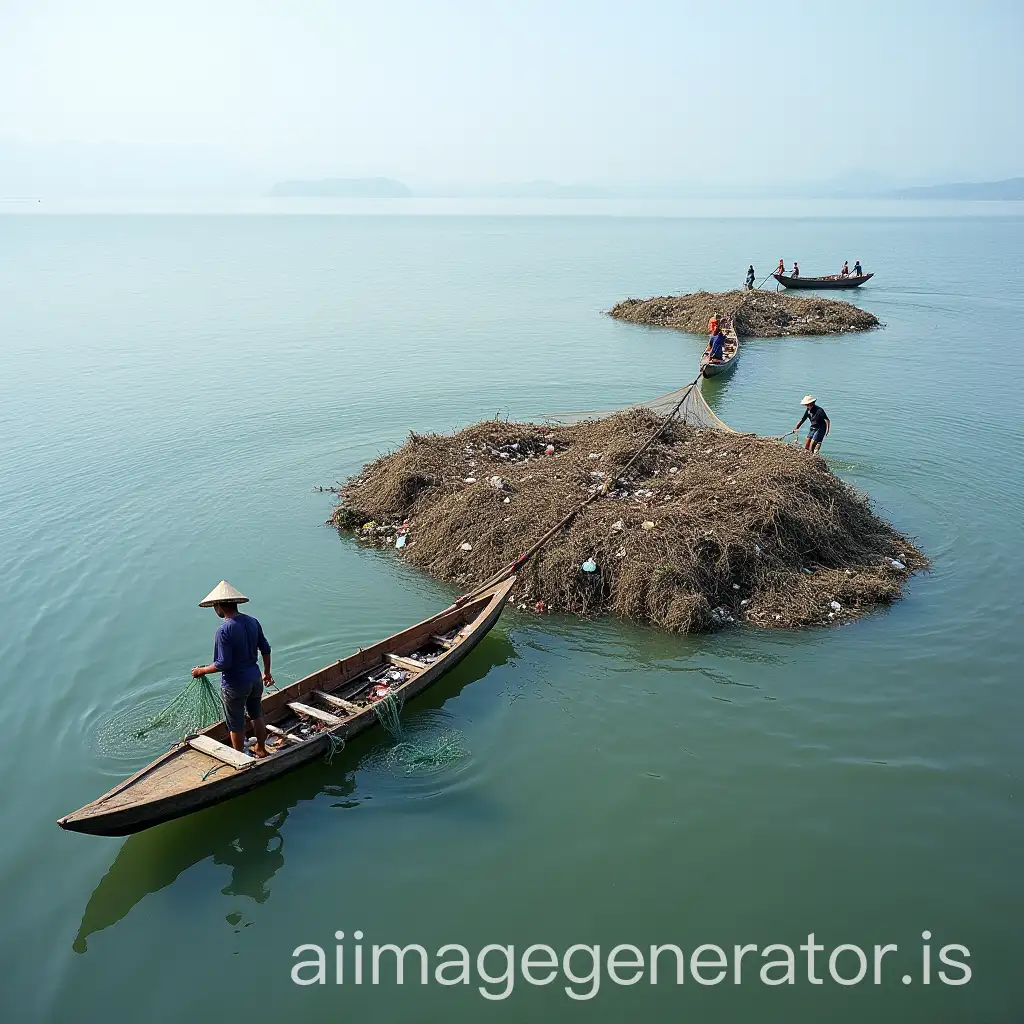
[192,580,274,758]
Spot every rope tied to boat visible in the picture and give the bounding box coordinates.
[323,730,345,764]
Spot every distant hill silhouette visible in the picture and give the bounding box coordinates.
[269,177,413,198]
[891,177,1024,200]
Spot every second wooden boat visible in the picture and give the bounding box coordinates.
[773,272,873,290]
[58,577,516,837]
[700,322,740,378]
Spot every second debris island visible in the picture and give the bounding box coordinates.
[610,289,880,337]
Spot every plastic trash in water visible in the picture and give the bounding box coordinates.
[581,558,598,573]
[396,535,407,549]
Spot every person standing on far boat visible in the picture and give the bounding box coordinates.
[776,258,785,277]
[745,265,756,289]
[794,395,830,453]
[853,260,863,276]
[792,261,800,278]
[192,580,273,758]
[840,260,850,278]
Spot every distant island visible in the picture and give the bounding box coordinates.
[891,177,1024,200]
[269,177,413,198]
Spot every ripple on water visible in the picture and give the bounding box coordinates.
[357,707,477,800]
[89,677,211,769]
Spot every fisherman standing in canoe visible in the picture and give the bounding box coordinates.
[794,395,830,453]
[853,259,863,277]
[192,580,273,758]
[776,258,785,278]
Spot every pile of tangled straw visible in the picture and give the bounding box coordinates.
[331,411,926,633]
[609,289,879,337]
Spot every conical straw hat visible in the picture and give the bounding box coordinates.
[801,395,816,405]
[199,580,249,607]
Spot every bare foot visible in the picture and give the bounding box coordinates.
[251,747,270,759]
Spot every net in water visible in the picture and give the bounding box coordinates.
[95,674,224,758]
[373,691,469,775]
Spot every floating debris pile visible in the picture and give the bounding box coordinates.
[331,411,926,633]
[609,289,880,337]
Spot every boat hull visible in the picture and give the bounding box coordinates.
[773,272,873,290]
[58,578,516,836]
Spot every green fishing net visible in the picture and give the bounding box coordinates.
[134,674,222,739]
[95,674,224,758]
[372,692,469,775]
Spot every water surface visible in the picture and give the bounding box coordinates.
[1,209,1022,1022]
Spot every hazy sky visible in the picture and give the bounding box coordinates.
[1,0,1021,192]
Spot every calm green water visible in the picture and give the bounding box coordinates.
[1,210,1022,1022]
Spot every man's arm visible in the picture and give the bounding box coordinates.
[794,410,809,430]
[193,629,228,678]
[258,624,274,684]
[824,416,830,436]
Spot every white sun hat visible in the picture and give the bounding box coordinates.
[199,580,249,607]
[801,395,816,405]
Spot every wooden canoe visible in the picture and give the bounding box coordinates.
[773,272,873,290]
[58,577,516,837]
[700,322,740,378]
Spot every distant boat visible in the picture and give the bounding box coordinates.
[700,323,739,378]
[773,272,873,290]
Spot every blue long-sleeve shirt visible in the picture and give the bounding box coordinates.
[709,332,725,359]
[213,614,271,689]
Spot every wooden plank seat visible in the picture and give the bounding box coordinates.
[265,724,304,745]
[314,691,364,715]
[287,702,343,727]
[386,653,429,672]
[189,734,255,768]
